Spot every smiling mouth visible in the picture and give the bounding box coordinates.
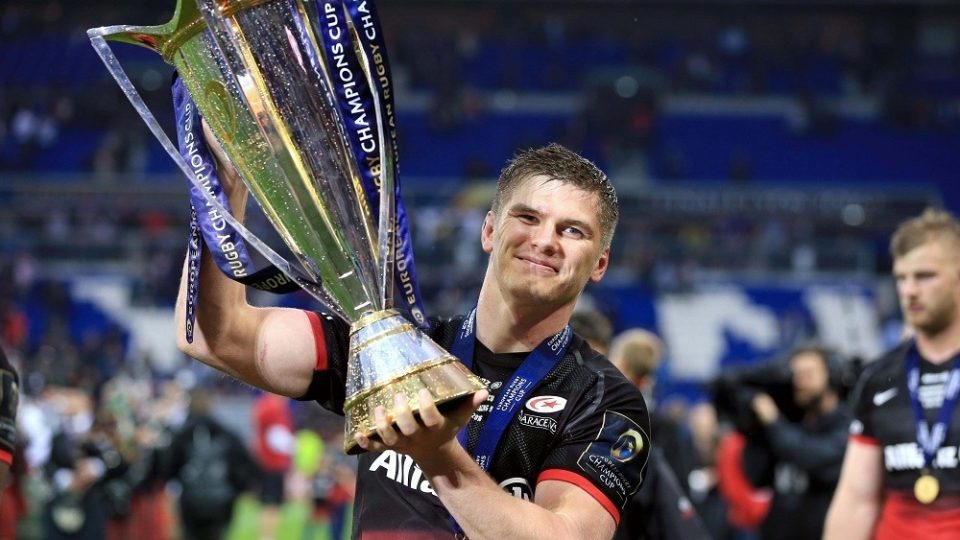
[518,257,557,273]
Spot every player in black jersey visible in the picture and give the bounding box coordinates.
[176,139,651,540]
[825,209,960,540]
[0,346,18,486]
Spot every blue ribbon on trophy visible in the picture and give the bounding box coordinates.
[173,77,300,343]
[329,0,427,328]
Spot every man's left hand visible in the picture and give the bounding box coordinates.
[355,388,489,468]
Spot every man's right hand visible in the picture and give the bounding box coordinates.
[201,119,246,200]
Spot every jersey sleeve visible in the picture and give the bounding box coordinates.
[0,350,19,466]
[295,312,351,415]
[538,372,651,525]
[848,363,879,446]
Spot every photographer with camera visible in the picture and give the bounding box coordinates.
[715,346,851,540]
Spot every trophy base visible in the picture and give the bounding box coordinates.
[343,359,482,454]
[342,310,485,455]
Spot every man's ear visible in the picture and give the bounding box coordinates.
[481,211,496,254]
[589,247,610,283]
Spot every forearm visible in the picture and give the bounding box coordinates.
[823,490,879,540]
[175,178,253,347]
[175,246,261,373]
[420,445,606,540]
[173,185,306,394]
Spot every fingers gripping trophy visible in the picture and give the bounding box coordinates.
[88,0,484,453]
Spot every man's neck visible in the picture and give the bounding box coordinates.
[475,284,573,354]
[916,320,960,364]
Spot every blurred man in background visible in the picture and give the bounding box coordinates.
[608,328,697,487]
[826,209,960,539]
[568,308,614,353]
[163,390,259,540]
[571,311,709,539]
[748,346,850,540]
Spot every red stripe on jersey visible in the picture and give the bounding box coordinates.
[538,468,621,525]
[0,448,11,466]
[850,433,880,446]
[305,311,328,371]
[876,491,960,540]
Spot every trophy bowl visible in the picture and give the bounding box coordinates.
[88,0,484,454]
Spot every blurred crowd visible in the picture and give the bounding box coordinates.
[1,2,958,177]
[0,358,356,539]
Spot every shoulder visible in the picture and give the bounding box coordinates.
[849,341,909,417]
[572,339,641,398]
[856,341,910,391]
[563,337,651,427]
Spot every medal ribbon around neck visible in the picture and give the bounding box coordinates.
[906,342,960,502]
[448,308,572,536]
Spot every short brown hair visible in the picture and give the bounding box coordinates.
[491,143,619,248]
[569,309,614,350]
[890,208,960,259]
[609,329,663,381]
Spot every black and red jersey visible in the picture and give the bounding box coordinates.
[850,341,960,538]
[0,347,18,468]
[300,314,652,539]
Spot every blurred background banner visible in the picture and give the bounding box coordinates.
[0,0,957,538]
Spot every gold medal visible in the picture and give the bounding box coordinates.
[914,472,940,504]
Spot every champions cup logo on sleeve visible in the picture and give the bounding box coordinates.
[577,410,647,507]
[611,429,644,462]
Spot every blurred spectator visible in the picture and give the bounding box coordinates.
[568,307,614,353]
[743,347,851,540]
[687,403,738,540]
[253,392,295,540]
[162,390,258,540]
[42,391,130,540]
[570,312,708,540]
[298,429,356,540]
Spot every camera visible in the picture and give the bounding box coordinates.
[711,350,863,437]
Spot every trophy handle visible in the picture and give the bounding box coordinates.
[87,31,346,319]
[368,51,396,310]
[84,0,201,61]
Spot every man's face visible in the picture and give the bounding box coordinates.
[791,351,829,409]
[481,176,609,309]
[893,240,960,338]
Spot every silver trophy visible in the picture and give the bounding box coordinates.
[88,0,484,453]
